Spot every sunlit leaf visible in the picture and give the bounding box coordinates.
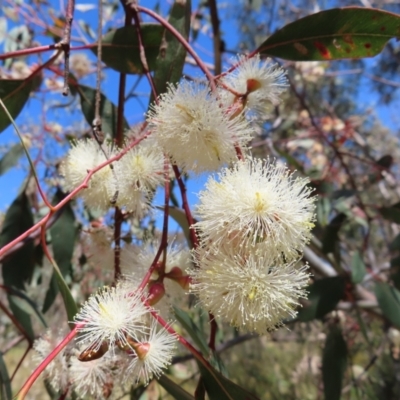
[43,190,78,313]
[322,326,347,400]
[78,84,129,139]
[0,143,23,175]
[163,206,193,248]
[150,0,191,104]
[95,24,164,74]
[0,352,11,400]
[0,79,35,134]
[173,306,209,356]
[350,251,366,284]
[257,7,400,61]
[375,282,400,328]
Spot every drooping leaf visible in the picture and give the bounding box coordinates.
[0,352,11,400]
[350,251,366,284]
[375,282,400,328]
[78,84,129,139]
[0,192,35,290]
[157,375,194,400]
[197,362,260,400]
[166,206,193,248]
[43,190,78,313]
[380,202,400,224]
[0,79,35,134]
[257,7,400,61]
[0,192,36,339]
[297,276,346,322]
[322,213,347,254]
[7,287,46,328]
[322,326,347,400]
[173,306,210,356]
[0,143,24,175]
[150,0,191,104]
[94,24,164,74]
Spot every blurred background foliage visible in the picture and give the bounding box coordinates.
[1,0,400,399]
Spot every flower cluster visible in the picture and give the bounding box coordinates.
[33,281,177,398]
[61,136,164,216]
[50,54,315,397]
[61,55,287,215]
[190,157,315,333]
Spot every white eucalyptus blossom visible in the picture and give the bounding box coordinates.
[60,139,118,212]
[220,54,288,119]
[121,241,191,316]
[195,157,316,261]
[125,318,177,385]
[69,348,124,400]
[190,246,311,333]
[113,139,165,216]
[82,225,114,269]
[74,281,149,352]
[147,80,253,173]
[32,328,72,393]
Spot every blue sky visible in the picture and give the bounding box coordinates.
[0,0,399,217]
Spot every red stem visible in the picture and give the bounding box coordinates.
[172,165,199,248]
[0,133,149,259]
[135,5,216,90]
[16,326,79,400]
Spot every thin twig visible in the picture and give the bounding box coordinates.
[208,0,222,76]
[61,0,75,96]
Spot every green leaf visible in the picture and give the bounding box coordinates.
[0,352,11,400]
[95,24,164,74]
[43,190,78,313]
[297,276,346,322]
[7,287,46,328]
[78,84,129,139]
[173,306,210,356]
[167,206,193,248]
[350,251,366,284]
[0,192,36,340]
[0,79,35,134]
[380,202,400,224]
[375,282,400,328]
[0,143,24,175]
[257,7,400,61]
[322,213,347,254]
[157,375,194,400]
[197,362,260,400]
[0,192,35,290]
[150,0,191,104]
[389,233,400,251]
[322,326,347,400]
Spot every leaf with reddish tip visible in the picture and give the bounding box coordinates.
[257,7,400,61]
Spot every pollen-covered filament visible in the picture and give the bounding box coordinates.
[254,192,266,213]
[247,286,258,301]
[175,103,196,123]
[99,302,112,318]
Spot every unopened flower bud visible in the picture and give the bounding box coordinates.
[147,282,165,305]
